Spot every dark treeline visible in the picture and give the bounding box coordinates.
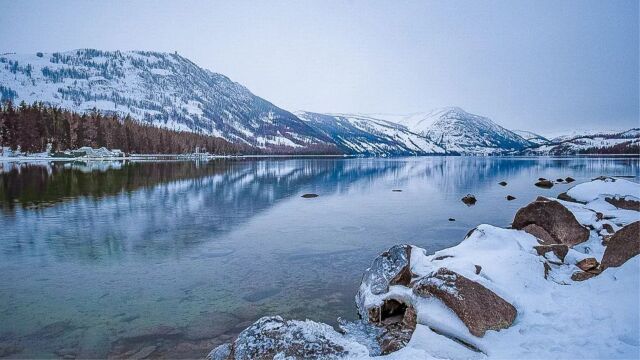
[0,161,234,212]
[0,101,255,155]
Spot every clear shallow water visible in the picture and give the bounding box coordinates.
[0,157,638,358]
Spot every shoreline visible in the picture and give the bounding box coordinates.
[0,153,638,163]
[207,176,640,359]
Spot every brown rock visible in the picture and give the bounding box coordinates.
[565,177,575,183]
[475,265,482,274]
[557,192,582,203]
[461,194,477,206]
[506,195,516,201]
[523,224,557,245]
[601,221,640,269]
[413,268,517,337]
[571,271,596,281]
[605,196,640,211]
[533,244,569,262]
[512,197,590,247]
[377,304,417,355]
[535,180,554,188]
[576,258,599,271]
[602,223,614,234]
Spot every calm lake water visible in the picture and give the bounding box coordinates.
[1,156,638,358]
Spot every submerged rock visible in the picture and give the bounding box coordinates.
[462,194,477,206]
[301,193,319,198]
[506,195,516,201]
[449,218,456,221]
[604,196,640,211]
[565,177,576,183]
[601,221,640,269]
[499,181,508,186]
[413,268,517,337]
[392,189,403,192]
[513,197,589,247]
[534,179,554,188]
[207,316,367,360]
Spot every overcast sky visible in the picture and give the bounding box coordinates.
[1,0,638,135]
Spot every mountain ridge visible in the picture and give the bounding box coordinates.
[1,49,637,156]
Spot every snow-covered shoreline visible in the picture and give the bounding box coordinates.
[209,177,640,360]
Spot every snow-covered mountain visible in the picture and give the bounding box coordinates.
[513,130,549,145]
[522,128,640,155]
[295,112,446,156]
[0,49,334,151]
[2,49,634,156]
[370,107,531,154]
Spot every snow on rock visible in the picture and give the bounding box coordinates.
[206,316,369,360]
[211,178,640,359]
[566,176,640,203]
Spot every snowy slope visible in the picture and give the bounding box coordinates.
[513,130,549,145]
[523,128,640,155]
[296,112,446,156]
[372,107,531,154]
[0,49,334,150]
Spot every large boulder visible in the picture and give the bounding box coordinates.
[207,316,368,360]
[359,244,412,297]
[513,197,589,247]
[601,221,640,269]
[412,268,517,337]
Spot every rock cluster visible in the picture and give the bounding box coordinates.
[207,179,639,359]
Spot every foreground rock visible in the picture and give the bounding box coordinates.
[207,316,367,360]
[413,268,517,337]
[601,221,640,269]
[360,244,412,297]
[512,197,589,247]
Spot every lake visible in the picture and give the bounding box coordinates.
[0,156,638,358]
